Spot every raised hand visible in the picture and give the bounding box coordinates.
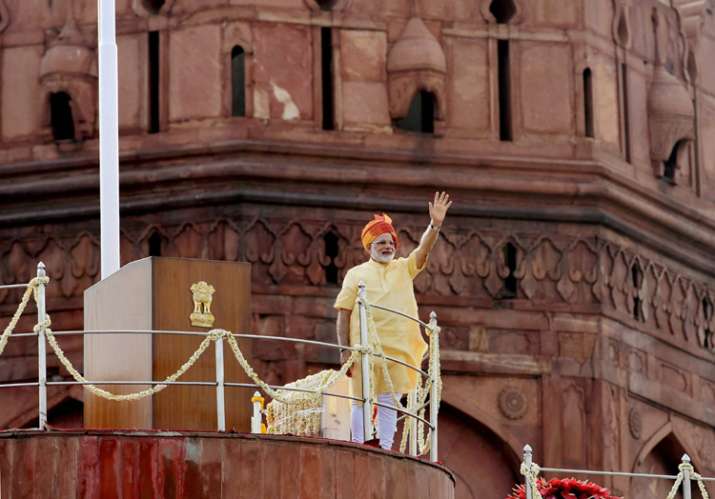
[428,191,452,227]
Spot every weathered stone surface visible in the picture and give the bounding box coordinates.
[169,24,223,122]
[1,45,43,140]
[520,43,573,135]
[447,37,489,132]
[340,30,386,82]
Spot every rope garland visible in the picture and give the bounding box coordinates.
[666,461,710,499]
[225,332,359,404]
[1,274,441,451]
[0,277,46,356]
[520,462,543,499]
[43,318,225,401]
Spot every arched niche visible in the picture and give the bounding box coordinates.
[132,0,175,17]
[633,422,700,499]
[438,404,520,499]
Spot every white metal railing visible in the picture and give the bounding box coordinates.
[520,444,713,499]
[0,263,442,462]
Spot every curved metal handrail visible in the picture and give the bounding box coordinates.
[42,329,432,377]
[368,303,432,330]
[0,265,442,462]
[0,283,32,290]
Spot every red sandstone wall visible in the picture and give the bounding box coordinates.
[0,432,455,499]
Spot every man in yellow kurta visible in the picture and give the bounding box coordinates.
[334,192,452,450]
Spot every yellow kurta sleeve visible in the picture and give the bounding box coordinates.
[407,250,428,279]
[334,269,358,310]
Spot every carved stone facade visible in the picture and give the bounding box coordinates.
[0,1,714,498]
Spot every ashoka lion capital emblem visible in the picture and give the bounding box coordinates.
[190,281,216,328]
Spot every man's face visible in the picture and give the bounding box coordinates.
[370,233,395,263]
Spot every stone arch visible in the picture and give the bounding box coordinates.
[442,387,525,461]
[438,404,521,499]
[633,423,697,498]
[480,0,523,24]
[132,0,176,17]
[302,0,351,11]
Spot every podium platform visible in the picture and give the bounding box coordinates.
[83,257,252,431]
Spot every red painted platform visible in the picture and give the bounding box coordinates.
[0,430,455,499]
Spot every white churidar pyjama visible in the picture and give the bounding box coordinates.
[351,393,397,450]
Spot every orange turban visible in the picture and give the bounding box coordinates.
[361,214,399,251]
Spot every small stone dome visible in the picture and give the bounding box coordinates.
[40,19,94,79]
[387,17,446,74]
[648,66,694,120]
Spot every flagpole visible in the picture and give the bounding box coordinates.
[98,0,120,279]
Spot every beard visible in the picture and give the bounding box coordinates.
[370,246,395,264]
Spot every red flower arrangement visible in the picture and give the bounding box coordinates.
[507,477,622,499]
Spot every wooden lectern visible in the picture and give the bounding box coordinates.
[83,257,252,431]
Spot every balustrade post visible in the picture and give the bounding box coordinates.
[524,445,534,499]
[682,454,692,499]
[215,334,226,431]
[357,282,374,441]
[36,262,48,431]
[429,311,440,462]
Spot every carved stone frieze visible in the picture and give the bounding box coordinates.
[1,218,714,356]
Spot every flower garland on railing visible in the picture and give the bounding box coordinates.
[666,460,710,499]
[361,300,442,456]
[225,331,359,405]
[0,277,46,357]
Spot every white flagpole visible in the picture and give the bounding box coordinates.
[98,0,120,279]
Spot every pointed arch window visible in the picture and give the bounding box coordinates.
[50,92,76,141]
[395,90,436,134]
[231,46,246,117]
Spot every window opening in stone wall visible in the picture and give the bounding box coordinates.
[50,92,75,141]
[316,0,338,10]
[148,231,162,257]
[583,68,594,138]
[502,242,518,298]
[231,46,246,117]
[148,30,161,134]
[143,0,165,14]
[703,297,713,349]
[497,40,512,141]
[321,27,335,131]
[621,62,631,163]
[490,0,517,24]
[631,262,643,321]
[663,139,687,183]
[396,90,436,134]
[323,231,340,285]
